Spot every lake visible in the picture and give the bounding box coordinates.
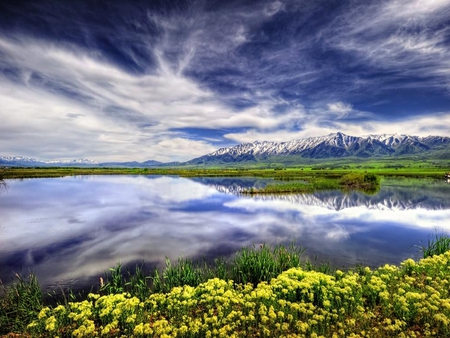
[1,175,449,292]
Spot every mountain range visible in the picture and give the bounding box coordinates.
[2,132,450,167]
[188,132,450,164]
[0,156,165,168]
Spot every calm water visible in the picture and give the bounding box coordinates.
[0,175,449,292]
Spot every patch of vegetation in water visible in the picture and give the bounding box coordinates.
[242,173,380,195]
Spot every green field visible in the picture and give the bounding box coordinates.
[1,163,448,180]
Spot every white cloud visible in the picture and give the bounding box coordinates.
[0,36,304,161]
[224,111,450,143]
[327,102,352,116]
[264,1,284,16]
[328,0,450,83]
[1,1,450,162]
[152,138,217,162]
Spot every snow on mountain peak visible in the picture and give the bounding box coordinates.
[192,132,450,163]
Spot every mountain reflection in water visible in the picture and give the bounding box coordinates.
[191,177,450,211]
[0,175,449,292]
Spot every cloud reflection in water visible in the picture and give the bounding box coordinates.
[0,175,448,291]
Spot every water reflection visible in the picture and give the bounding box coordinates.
[194,177,450,210]
[0,171,7,194]
[0,175,449,292]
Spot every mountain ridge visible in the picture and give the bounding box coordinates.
[188,132,450,164]
[2,132,450,167]
[0,156,164,168]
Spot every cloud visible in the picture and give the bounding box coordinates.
[3,175,447,288]
[224,110,450,143]
[152,138,217,162]
[1,1,450,161]
[327,102,352,116]
[0,35,304,161]
[327,0,450,89]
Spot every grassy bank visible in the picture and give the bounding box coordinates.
[1,166,448,180]
[2,237,450,337]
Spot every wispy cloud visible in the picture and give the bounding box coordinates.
[327,0,450,90]
[0,35,301,161]
[0,0,449,161]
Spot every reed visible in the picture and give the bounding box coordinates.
[3,238,450,336]
[99,243,308,296]
[0,167,7,193]
[0,272,42,334]
[419,232,450,258]
[230,243,306,286]
[25,251,450,338]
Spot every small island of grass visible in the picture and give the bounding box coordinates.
[243,172,380,195]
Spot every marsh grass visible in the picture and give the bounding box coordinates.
[242,178,339,194]
[3,238,450,336]
[0,167,7,193]
[339,172,380,194]
[242,173,380,194]
[0,272,42,334]
[152,257,206,293]
[230,243,306,286]
[98,243,308,296]
[418,232,450,258]
[26,251,450,338]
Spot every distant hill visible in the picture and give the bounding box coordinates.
[188,132,450,165]
[0,156,164,168]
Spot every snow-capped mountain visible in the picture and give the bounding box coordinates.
[0,156,99,166]
[0,156,166,167]
[189,132,450,164]
[2,132,449,167]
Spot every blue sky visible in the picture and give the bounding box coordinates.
[1,0,450,162]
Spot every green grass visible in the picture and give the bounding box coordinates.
[0,167,6,192]
[418,232,450,258]
[2,163,449,180]
[101,244,309,295]
[2,238,450,336]
[0,272,42,334]
[21,250,450,337]
[0,243,310,335]
[242,173,380,194]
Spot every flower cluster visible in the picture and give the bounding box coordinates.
[27,251,450,337]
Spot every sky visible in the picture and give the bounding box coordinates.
[1,0,450,162]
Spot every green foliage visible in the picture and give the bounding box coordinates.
[151,244,307,293]
[0,167,7,192]
[25,251,450,337]
[100,262,125,295]
[126,264,151,300]
[231,244,305,286]
[339,172,380,193]
[3,165,448,180]
[152,257,205,294]
[0,272,43,334]
[242,173,381,194]
[4,239,450,335]
[419,232,450,258]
